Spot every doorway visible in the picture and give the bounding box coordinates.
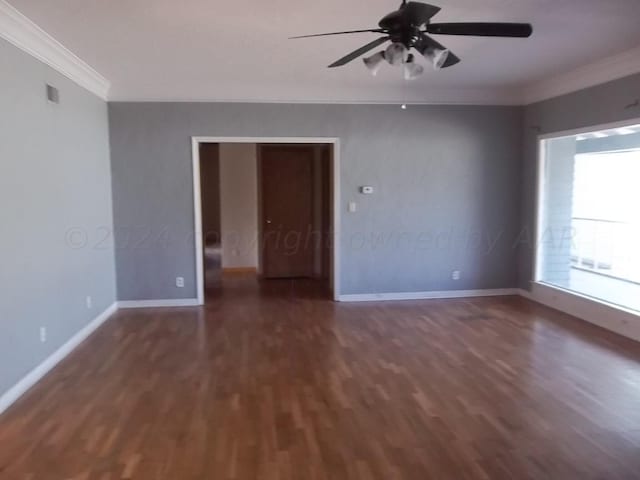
[192,137,341,304]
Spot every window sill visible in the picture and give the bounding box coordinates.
[531,280,640,318]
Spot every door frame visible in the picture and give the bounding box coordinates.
[191,136,341,304]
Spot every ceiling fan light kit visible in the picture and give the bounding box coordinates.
[385,42,409,65]
[291,1,532,79]
[423,46,450,70]
[363,43,448,79]
[363,51,387,76]
[404,54,425,80]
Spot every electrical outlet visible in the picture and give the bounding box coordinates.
[176,277,185,288]
[86,296,92,309]
[452,270,461,281]
[40,327,47,343]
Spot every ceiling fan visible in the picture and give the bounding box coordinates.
[290,1,533,79]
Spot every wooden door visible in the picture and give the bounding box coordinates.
[259,145,314,278]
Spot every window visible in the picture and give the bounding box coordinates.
[537,122,640,312]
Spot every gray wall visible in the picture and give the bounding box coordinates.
[109,102,522,299]
[0,38,116,397]
[519,73,640,288]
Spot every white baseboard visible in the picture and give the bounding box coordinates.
[518,283,640,342]
[517,288,535,300]
[339,287,639,344]
[117,299,200,309]
[0,302,118,415]
[338,288,519,302]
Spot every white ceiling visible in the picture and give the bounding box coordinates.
[7,0,640,103]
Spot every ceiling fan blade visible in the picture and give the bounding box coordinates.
[414,35,460,68]
[403,2,442,25]
[426,22,533,38]
[328,37,389,68]
[290,29,385,39]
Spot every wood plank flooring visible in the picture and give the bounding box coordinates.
[2,275,640,479]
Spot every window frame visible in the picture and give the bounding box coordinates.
[533,117,640,313]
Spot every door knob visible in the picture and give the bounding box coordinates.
[266,219,272,224]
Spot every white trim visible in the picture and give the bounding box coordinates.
[0,302,118,415]
[338,289,519,303]
[192,139,204,305]
[117,299,200,309]
[332,141,341,299]
[191,136,341,304]
[519,283,640,342]
[537,117,640,141]
[516,288,534,301]
[526,116,640,343]
[533,137,546,282]
[522,44,640,105]
[533,281,640,316]
[0,0,110,100]
[337,287,640,345]
[532,116,640,284]
[193,136,341,145]
[107,91,522,106]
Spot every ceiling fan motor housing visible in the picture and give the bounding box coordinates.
[390,27,423,49]
[379,3,438,48]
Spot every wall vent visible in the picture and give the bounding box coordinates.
[46,84,59,104]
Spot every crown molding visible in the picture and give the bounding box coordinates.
[522,44,640,105]
[107,87,523,106]
[0,0,110,100]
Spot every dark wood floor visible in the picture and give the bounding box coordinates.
[2,275,640,479]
